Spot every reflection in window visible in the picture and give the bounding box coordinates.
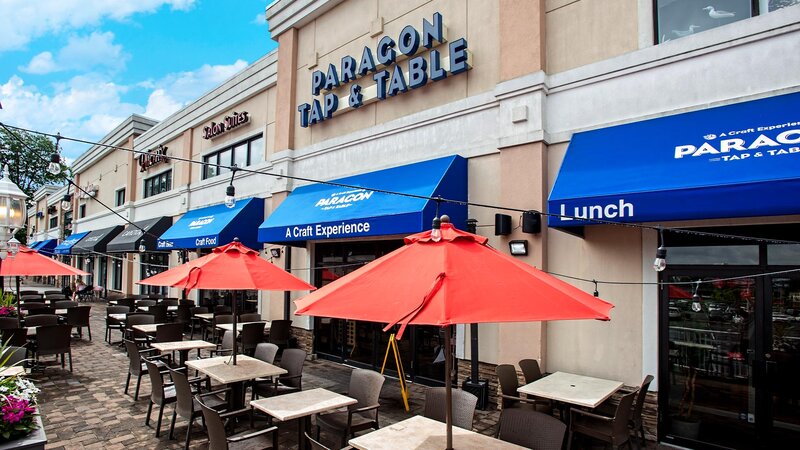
[667,245,759,265]
[768,244,800,265]
[759,0,800,12]
[656,0,753,43]
[202,134,264,180]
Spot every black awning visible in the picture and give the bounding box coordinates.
[72,225,124,255]
[106,216,173,253]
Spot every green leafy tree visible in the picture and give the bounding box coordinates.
[0,127,70,243]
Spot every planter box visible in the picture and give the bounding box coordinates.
[0,412,47,450]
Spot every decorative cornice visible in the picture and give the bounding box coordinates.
[265,0,345,37]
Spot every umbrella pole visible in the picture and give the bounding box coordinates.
[15,276,20,301]
[445,325,453,450]
[232,290,238,365]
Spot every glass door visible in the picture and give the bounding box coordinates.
[766,275,800,447]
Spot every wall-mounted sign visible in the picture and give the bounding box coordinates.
[297,12,471,128]
[203,111,250,139]
[138,145,170,172]
[78,184,99,199]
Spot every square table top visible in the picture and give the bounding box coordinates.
[194,313,214,320]
[216,321,270,332]
[0,366,26,377]
[26,327,36,336]
[108,313,127,321]
[348,415,525,450]
[132,323,163,334]
[250,388,355,422]
[186,355,286,384]
[152,340,217,353]
[517,371,624,409]
[139,305,178,312]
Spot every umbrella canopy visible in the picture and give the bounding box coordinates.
[0,246,89,277]
[296,222,613,338]
[139,238,314,364]
[294,220,613,450]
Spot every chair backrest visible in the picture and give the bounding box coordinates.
[519,359,543,384]
[239,313,261,322]
[196,395,230,450]
[148,304,168,323]
[268,319,292,344]
[117,298,136,310]
[66,305,91,326]
[1,328,27,347]
[126,313,155,327]
[495,364,521,408]
[423,387,478,430]
[213,305,231,315]
[305,431,330,450]
[27,306,57,316]
[124,340,145,375]
[20,294,43,301]
[254,343,279,365]
[136,299,157,308]
[36,324,72,355]
[0,317,20,330]
[0,345,27,366]
[612,391,638,439]
[160,299,179,306]
[46,294,67,301]
[213,314,233,326]
[279,348,307,388]
[179,299,195,307]
[240,322,266,351]
[107,305,130,316]
[497,409,566,450]
[632,375,655,428]
[156,323,184,343]
[144,358,168,405]
[25,314,59,327]
[54,300,79,309]
[44,290,63,295]
[175,305,192,323]
[348,369,384,420]
[19,290,39,296]
[191,306,209,315]
[169,368,195,420]
[220,330,234,351]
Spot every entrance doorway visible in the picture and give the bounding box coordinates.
[659,228,800,449]
[312,240,449,385]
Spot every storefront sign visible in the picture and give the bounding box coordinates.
[138,145,170,172]
[297,12,471,127]
[674,125,800,161]
[203,111,250,139]
[78,184,99,199]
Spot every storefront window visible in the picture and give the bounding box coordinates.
[656,0,753,43]
[140,253,169,296]
[768,244,800,265]
[111,258,123,291]
[667,245,759,265]
[143,170,172,198]
[49,216,58,229]
[759,0,800,12]
[202,134,264,179]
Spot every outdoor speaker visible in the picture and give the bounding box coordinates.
[495,214,512,235]
[522,211,542,234]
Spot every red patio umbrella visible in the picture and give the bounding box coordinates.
[295,218,613,449]
[139,238,314,364]
[0,246,89,277]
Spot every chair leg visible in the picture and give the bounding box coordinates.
[125,373,131,394]
[68,351,72,372]
[135,374,143,401]
[169,409,177,439]
[566,430,573,450]
[156,404,165,437]
[185,416,193,450]
[88,325,91,341]
[146,401,153,426]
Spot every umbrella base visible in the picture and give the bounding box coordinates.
[462,378,489,410]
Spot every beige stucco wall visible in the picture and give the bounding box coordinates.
[75,149,131,218]
[292,0,500,147]
[545,0,639,73]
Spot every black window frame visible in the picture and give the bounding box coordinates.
[48,215,58,229]
[78,204,86,219]
[202,134,264,180]
[115,188,126,207]
[140,253,169,295]
[143,170,172,199]
[111,258,123,291]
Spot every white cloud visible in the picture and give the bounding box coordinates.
[142,59,249,119]
[19,31,128,74]
[0,0,197,52]
[252,13,266,26]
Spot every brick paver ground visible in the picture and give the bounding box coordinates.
[25,298,662,449]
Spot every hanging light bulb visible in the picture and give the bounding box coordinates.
[7,238,20,258]
[653,228,667,272]
[61,193,72,211]
[47,133,63,175]
[138,243,146,253]
[430,216,442,242]
[224,166,237,208]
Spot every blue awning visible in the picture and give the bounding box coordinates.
[258,155,468,243]
[31,239,58,255]
[27,241,41,250]
[157,197,264,250]
[53,232,90,255]
[548,92,800,227]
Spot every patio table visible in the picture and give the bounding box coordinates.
[151,340,217,367]
[0,366,25,377]
[138,305,178,312]
[251,388,355,450]
[517,371,623,409]
[348,415,525,450]
[194,313,214,321]
[108,313,127,322]
[132,323,163,334]
[186,354,286,409]
[216,321,270,332]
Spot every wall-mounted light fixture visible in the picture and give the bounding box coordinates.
[270,248,281,258]
[508,240,528,256]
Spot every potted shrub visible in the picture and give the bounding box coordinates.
[0,342,44,449]
[0,293,17,319]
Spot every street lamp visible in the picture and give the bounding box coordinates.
[0,165,28,263]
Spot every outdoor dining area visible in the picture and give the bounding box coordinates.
[0,217,658,450]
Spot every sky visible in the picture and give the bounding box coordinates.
[0,0,278,160]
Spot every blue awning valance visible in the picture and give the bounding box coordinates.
[258,155,468,243]
[53,232,90,255]
[548,92,800,227]
[31,239,58,255]
[157,197,264,250]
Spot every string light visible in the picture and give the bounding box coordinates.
[47,132,63,175]
[61,184,72,211]
[653,227,667,272]
[224,166,238,209]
